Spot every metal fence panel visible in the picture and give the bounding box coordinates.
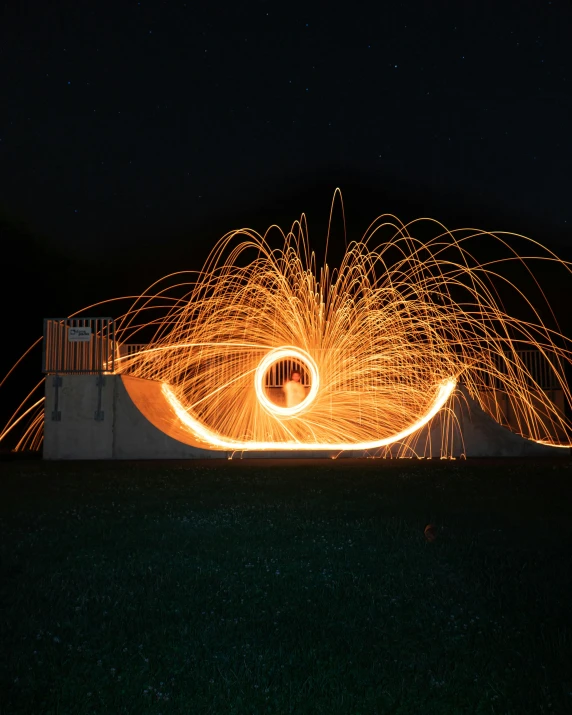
[490,349,560,391]
[43,318,115,374]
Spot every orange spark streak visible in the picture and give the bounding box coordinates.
[162,378,457,451]
[2,190,572,454]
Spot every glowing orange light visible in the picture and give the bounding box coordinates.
[162,377,456,451]
[1,190,572,455]
[254,347,319,417]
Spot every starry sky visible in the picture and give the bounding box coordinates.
[2,0,571,257]
[1,0,572,431]
[1,0,572,341]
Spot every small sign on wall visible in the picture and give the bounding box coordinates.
[68,326,92,342]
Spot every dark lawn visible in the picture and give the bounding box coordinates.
[1,457,571,714]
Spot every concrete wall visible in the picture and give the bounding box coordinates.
[44,375,114,459]
[43,374,570,460]
[44,374,224,460]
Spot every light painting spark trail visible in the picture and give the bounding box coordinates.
[2,191,572,454]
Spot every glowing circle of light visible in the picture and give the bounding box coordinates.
[254,346,320,417]
[2,188,572,456]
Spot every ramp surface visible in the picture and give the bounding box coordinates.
[117,376,568,459]
[43,374,569,459]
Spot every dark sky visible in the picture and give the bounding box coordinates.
[1,1,572,366]
[2,0,571,256]
[1,0,572,433]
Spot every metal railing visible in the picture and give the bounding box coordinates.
[265,359,311,387]
[114,343,562,393]
[43,318,115,374]
[117,343,148,358]
[484,349,561,391]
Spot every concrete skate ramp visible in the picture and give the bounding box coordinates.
[117,375,362,459]
[42,374,569,459]
[453,388,569,458]
[118,375,569,459]
[115,375,224,459]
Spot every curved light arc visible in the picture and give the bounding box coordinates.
[162,378,456,451]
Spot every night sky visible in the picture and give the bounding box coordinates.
[1,0,572,378]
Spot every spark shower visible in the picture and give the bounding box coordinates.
[2,192,572,454]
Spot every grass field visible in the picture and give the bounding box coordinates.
[1,457,571,714]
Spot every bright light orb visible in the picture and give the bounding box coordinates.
[254,346,320,417]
